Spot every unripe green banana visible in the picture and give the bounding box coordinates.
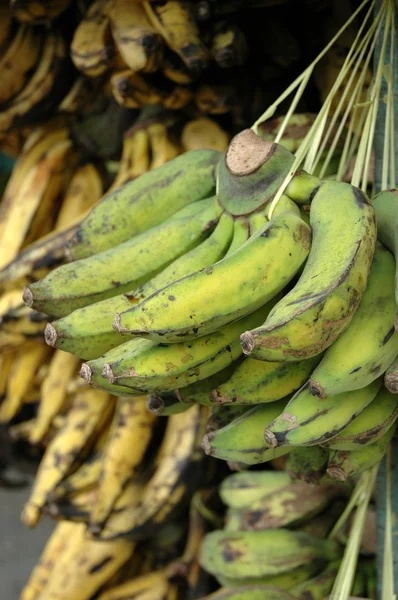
[207,405,252,433]
[201,586,297,600]
[199,529,339,582]
[299,500,346,539]
[384,354,398,393]
[263,378,382,448]
[115,211,311,342]
[284,170,321,205]
[216,562,329,591]
[79,362,140,397]
[265,195,300,219]
[248,210,269,235]
[176,363,239,405]
[323,386,398,450]
[290,560,341,600]
[241,181,376,362]
[285,446,330,484]
[68,149,221,260]
[96,302,277,393]
[45,212,234,360]
[25,197,222,318]
[372,189,398,327]
[327,424,396,481]
[211,355,320,406]
[201,398,291,465]
[308,243,398,398]
[146,392,191,415]
[219,471,292,510]
[224,216,250,257]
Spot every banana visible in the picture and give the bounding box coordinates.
[0,32,70,133]
[211,22,247,68]
[284,170,321,205]
[0,25,43,107]
[110,0,163,72]
[58,75,102,114]
[284,446,330,484]
[372,189,398,326]
[71,0,115,77]
[265,195,300,219]
[103,405,209,541]
[110,69,153,108]
[199,529,338,585]
[224,217,250,257]
[0,351,14,397]
[290,560,341,600]
[10,0,72,23]
[176,363,238,405]
[115,212,311,342]
[94,480,146,540]
[241,181,376,362]
[89,396,157,533]
[385,355,398,392]
[80,361,141,397]
[308,243,398,398]
[67,148,220,260]
[0,340,50,423]
[211,356,320,406]
[50,444,104,502]
[45,487,98,522]
[20,388,114,527]
[327,425,396,482]
[95,569,170,600]
[181,117,230,153]
[45,211,233,360]
[101,303,277,393]
[29,349,81,444]
[322,386,398,451]
[207,404,251,432]
[55,163,103,230]
[219,471,292,510]
[0,331,26,351]
[19,521,82,600]
[200,587,297,600]
[161,50,194,84]
[300,500,346,539]
[201,399,292,465]
[0,289,26,321]
[108,128,151,191]
[25,196,222,318]
[195,83,238,115]
[263,378,382,448]
[143,0,209,73]
[146,391,191,415]
[148,122,180,169]
[0,138,77,270]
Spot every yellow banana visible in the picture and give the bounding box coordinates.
[58,76,102,114]
[181,117,230,152]
[55,163,103,230]
[0,289,25,321]
[0,351,14,397]
[108,127,150,192]
[0,340,50,422]
[45,487,98,523]
[71,0,115,77]
[21,388,114,527]
[50,445,103,503]
[195,83,237,115]
[0,4,13,50]
[29,349,81,444]
[10,0,72,23]
[110,69,144,108]
[241,181,376,362]
[211,22,247,68]
[95,569,170,600]
[148,122,180,169]
[89,396,157,533]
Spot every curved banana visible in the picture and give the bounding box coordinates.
[211,355,320,406]
[80,362,140,397]
[241,181,376,362]
[384,355,398,393]
[71,0,115,77]
[263,378,382,448]
[323,386,398,451]
[50,443,104,502]
[219,471,292,510]
[95,569,170,600]
[207,404,251,433]
[223,216,250,257]
[146,391,191,415]
[115,212,311,342]
[201,399,291,465]
[25,196,222,318]
[10,0,72,23]
[309,243,398,398]
[181,117,230,153]
[176,363,238,406]
[55,163,103,230]
[67,148,221,260]
[327,425,396,482]
[285,446,330,484]
[290,561,341,600]
[284,170,321,205]
[148,122,180,169]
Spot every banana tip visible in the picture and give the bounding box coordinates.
[210,389,224,405]
[201,434,212,455]
[308,380,326,399]
[80,363,92,383]
[22,286,34,308]
[44,323,58,347]
[384,373,398,394]
[102,364,115,383]
[240,331,255,355]
[21,504,40,528]
[326,465,348,482]
[394,312,398,332]
[146,394,164,415]
[264,429,278,448]
[112,313,123,333]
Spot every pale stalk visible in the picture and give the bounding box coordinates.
[274,69,313,144]
[382,444,394,600]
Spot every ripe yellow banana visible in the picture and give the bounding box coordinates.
[71,0,115,77]
[45,487,98,523]
[95,569,170,600]
[148,122,180,169]
[309,242,398,398]
[0,289,26,321]
[50,442,104,502]
[115,211,310,342]
[21,388,114,527]
[211,22,247,68]
[110,0,163,72]
[55,163,103,230]
[241,181,376,362]
[26,196,222,318]
[181,117,230,152]
[263,378,382,448]
[89,396,157,533]
[67,148,221,260]
[10,0,72,23]
[0,351,15,397]
[108,127,151,192]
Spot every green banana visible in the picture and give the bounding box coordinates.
[146,392,190,415]
[201,586,297,600]
[67,149,222,260]
[290,560,341,600]
[248,210,269,235]
[217,129,294,216]
[210,355,320,406]
[207,405,252,433]
[115,211,311,342]
[384,355,398,393]
[285,447,330,484]
[224,216,250,257]
[265,194,300,219]
[323,386,398,450]
[79,362,140,398]
[284,170,321,205]
[240,181,376,362]
[308,243,398,398]
[372,188,398,327]
[201,398,292,465]
[45,212,234,360]
[24,197,222,318]
[219,471,292,510]
[199,529,338,582]
[327,425,396,481]
[263,378,382,448]
[176,363,239,405]
[299,500,346,539]
[95,303,277,393]
[299,206,310,227]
